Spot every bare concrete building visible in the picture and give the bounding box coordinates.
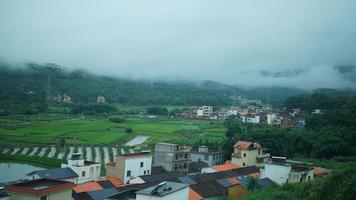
[154,143,191,173]
[191,146,224,166]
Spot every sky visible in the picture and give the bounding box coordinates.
[1,0,356,89]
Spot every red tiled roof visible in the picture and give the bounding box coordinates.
[234,140,262,150]
[211,161,240,171]
[107,177,124,187]
[5,179,75,196]
[313,167,331,175]
[189,188,204,200]
[73,182,103,193]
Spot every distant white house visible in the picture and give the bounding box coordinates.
[61,153,101,184]
[261,156,314,185]
[241,115,260,124]
[267,114,283,125]
[96,95,106,104]
[106,152,152,184]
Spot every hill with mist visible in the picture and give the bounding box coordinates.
[0,62,308,114]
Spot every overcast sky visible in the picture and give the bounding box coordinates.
[1,0,356,89]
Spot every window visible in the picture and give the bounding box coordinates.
[126,170,131,177]
[82,171,86,177]
[175,164,178,170]
[140,162,144,168]
[184,163,187,169]
[175,155,178,160]
[40,196,47,200]
[258,150,261,154]
[147,170,150,174]
[144,170,146,175]
[184,154,188,159]
[243,162,245,166]
[243,153,246,157]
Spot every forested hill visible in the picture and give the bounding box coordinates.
[0,62,304,113]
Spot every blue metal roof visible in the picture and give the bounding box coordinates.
[216,179,231,188]
[28,167,78,179]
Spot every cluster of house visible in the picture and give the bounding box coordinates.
[180,105,313,129]
[0,141,330,200]
[46,95,106,104]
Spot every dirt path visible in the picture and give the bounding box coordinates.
[21,148,29,155]
[38,148,47,157]
[48,147,56,158]
[94,147,101,163]
[86,147,92,161]
[29,147,38,156]
[103,147,110,164]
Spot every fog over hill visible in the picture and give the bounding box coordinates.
[1,0,356,89]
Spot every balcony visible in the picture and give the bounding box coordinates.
[231,153,241,158]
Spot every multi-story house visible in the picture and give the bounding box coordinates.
[61,153,101,184]
[231,140,270,167]
[196,106,213,118]
[106,152,152,184]
[154,143,191,173]
[191,146,224,166]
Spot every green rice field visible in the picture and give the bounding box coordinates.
[0,114,226,146]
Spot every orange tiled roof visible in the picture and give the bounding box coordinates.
[189,188,204,200]
[212,161,240,171]
[313,167,330,175]
[73,182,103,193]
[234,140,262,150]
[107,177,124,187]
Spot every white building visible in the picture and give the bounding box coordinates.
[261,156,314,185]
[136,181,189,200]
[106,152,152,184]
[61,153,101,184]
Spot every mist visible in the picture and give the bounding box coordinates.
[1,0,356,90]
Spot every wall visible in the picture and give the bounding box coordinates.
[228,185,248,200]
[263,163,291,185]
[7,189,72,200]
[232,149,259,167]
[123,156,152,184]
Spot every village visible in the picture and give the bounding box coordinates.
[47,94,313,129]
[0,139,330,200]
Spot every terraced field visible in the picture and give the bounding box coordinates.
[0,145,148,169]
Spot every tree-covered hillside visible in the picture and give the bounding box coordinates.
[0,62,306,114]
